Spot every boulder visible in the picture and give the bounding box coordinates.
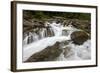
[25,42,62,62]
[71,31,89,45]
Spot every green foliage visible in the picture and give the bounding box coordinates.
[78,13,91,20]
[23,10,91,21]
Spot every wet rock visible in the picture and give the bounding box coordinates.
[71,31,89,45]
[25,42,62,62]
[61,19,90,34]
[70,19,91,34]
[59,41,69,48]
[63,47,73,58]
[62,19,73,27]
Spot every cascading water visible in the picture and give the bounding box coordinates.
[23,21,91,62]
[49,22,63,36]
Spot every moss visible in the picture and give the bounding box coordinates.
[23,10,91,21]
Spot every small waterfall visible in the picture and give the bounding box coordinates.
[23,32,32,45]
[23,20,91,61]
[50,22,63,36]
[23,32,40,45]
[23,35,29,46]
[39,28,45,39]
[32,33,39,41]
[23,21,77,46]
[44,28,55,37]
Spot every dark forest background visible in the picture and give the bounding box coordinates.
[23,10,91,21]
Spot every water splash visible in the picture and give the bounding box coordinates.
[23,21,91,62]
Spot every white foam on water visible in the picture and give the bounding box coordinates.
[23,22,91,62]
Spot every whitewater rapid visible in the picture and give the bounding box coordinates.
[23,22,91,62]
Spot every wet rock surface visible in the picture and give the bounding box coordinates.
[25,42,62,62]
[71,31,89,45]
[69,19,91,34]
[23,19,90,31]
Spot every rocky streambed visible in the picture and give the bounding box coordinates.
[23,17,91,62]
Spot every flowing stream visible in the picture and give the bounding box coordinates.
[23,21,91,62]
